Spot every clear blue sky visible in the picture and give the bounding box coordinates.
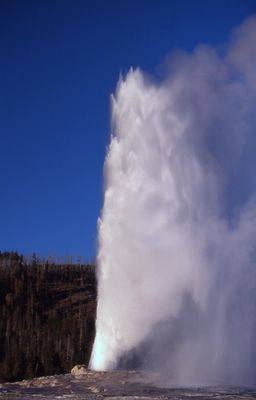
[0,0,255,260]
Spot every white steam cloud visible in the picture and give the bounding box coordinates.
[90,17,256,386]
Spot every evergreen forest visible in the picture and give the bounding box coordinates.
[0,251,96,382]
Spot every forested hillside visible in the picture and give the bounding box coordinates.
[0,251,96,382]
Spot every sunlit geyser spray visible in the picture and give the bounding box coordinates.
[90,17,256,385]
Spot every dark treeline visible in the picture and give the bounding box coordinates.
[0,251,97,382]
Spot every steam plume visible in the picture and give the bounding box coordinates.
[90,16,256,385]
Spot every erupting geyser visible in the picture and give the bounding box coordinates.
[90,17,256,386]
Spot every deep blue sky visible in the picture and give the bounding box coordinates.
[0,0,255,260]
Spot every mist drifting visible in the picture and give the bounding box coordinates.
[90,17,256,386]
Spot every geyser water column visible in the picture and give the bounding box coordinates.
[91,16,256,385]
[91,68,211,371]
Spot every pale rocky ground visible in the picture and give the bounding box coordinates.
[0,368,255,400]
